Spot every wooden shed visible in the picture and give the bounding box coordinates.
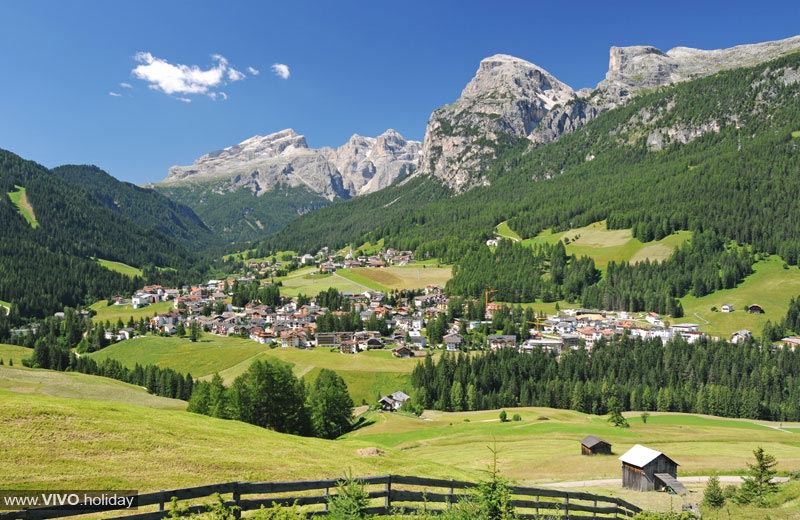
[580,435,612,456]
[619,445,686,494]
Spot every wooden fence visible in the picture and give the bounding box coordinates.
[0,475,642,520]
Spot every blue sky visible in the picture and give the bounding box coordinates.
[1,1,798,185]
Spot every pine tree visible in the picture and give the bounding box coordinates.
[703,474,725,508]
[738,447,778,505]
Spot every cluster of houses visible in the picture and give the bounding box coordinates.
[299,247,415,272]
[111,277,800,356]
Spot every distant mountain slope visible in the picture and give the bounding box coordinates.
[51,164,212,250]
[0,149,197,317]
[415,35,800,190]
[153,129,421,243]
[263,51,800,261]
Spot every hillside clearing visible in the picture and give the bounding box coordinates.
[89,335,421,404]
[7,185,38,228]
[521,221,691,269]
[0,365,185,409]
[93,258,143,278]
[0,344,31,366]
[88,333,268,377]
[0,390,466,491]
[496,221,522,241]
[89,300,174,323]
[678,255,800,337]
[343,266,452,291]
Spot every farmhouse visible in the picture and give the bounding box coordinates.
[720,303,734,313]
[487,334,517,350]
[443,333,463,351]
[619,444,686,494]
[747,304,765,314]
[580,435,612,456]
[378,391,411,411]
[392,345,414,358]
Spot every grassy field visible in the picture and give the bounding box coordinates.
[678,255,800,337]
[7,185,38,228]
[496,221,522,241]
[0,389,466,491]
[94,258,143,278]
[0,344,32,366]
[89,335,421,404]
[89,300,174,323]
[521,221,691,270]
[344,266,453,291]
[88,333,268,377]
[278,269,370,297]
[0,365,185,409]
[346,409,800,488]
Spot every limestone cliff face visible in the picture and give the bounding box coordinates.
[161,128,420,199]
[532,35,800,144]
[323,129,422,196]
[417,54,575,190]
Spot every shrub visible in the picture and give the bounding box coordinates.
[511,414,522,422]
[499,410,508,422]
[328,477,370,519]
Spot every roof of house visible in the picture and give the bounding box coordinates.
[618,444,678,468]
[581,435,609,448]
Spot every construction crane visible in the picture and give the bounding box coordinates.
[484,288,496,309]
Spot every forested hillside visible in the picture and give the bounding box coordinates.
[260,52,800,314]
[52,165,214,251]
[265,52,800,258]
[0,150,203,317]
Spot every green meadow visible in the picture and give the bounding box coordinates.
[94,258,143,278]
[0,344,32,366]
[7,185,38,228]
[519,221,691,270]
[678,255,800,337]
[88,335,422,404]
[89,300,174,323]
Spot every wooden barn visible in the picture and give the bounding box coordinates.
[619,445,686,494]
[581,435,612,456]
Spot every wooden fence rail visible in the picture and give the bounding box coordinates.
[0,475,641,520]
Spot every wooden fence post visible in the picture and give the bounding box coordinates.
[535,494,539,517]
[384,475,391,511]
[448,480,455,508]
[563,494,569,520]
[158,491,165,513]
[232,482,241,520]
[324,486,329,513]
[593,498,597,519]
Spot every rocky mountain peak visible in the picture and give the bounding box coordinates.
[160,128,420,200]
[417,54,575,190]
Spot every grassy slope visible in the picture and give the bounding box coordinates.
[94,258,143,278]
[88,333,268,377]
[346,409,800,483]
[521,221,692,270]
[0,389,466,491]
[677,256,800,337]
[89,335,422,404]
[278,270,369,297]
[89,300,174,323]
[345,266,453,291]
[496,221,522,241]
[0,365,185,409]
[7,185,38,228]
[0,344,32,366]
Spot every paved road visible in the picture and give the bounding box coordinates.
[547,476,790,488]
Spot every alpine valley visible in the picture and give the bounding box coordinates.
[4,31,800,520]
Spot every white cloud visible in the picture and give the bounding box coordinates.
[120,82,133,89]
[109,91,122,97]
[271,63,290,79]
[131,52,247,100]
[247,66,260,76]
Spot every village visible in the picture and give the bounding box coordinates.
[104,248,779,359]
